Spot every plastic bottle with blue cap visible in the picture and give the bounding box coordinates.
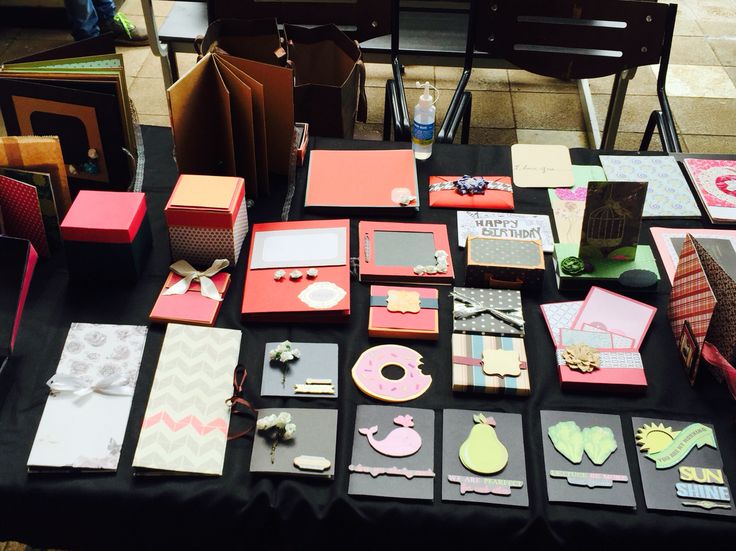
[412,81,438,160]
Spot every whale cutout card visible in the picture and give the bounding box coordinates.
[260,342,338,398]
[633,417,735,516]
[541,410,635,508]
[348,405,434,501]
[442,409,528,507]
[249,408,337,479]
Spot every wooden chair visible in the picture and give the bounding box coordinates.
[447,0,681,151]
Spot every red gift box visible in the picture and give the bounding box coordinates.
[428,175,514,210]
[60,190,151,281]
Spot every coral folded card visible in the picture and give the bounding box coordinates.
[428,175,513,210]
[242,219,350,322]
[456,211,554,251]
[633,417,734,516]
[667,235,736,397]
[651,227,736,284]
[27,323,147,472]
[599,155,700,218]
[261,342,338,398]
[0,174,49,256]
[543,295,646,392]
[452,287,524,337]
[305,149,418,213]
[358,221,454,285]
[572,287,656,349]
[149,266,231,327]
[683,158,736,223]
[442,410,528,507]
[368,285,439,340]
[249,408,337,479]
[348,405,435,501]
[451,334,530,395]
[132,324,241,476]
[511,144,574,188]
[541,410,635,508]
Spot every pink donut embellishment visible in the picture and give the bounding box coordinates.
[351,344,431,402]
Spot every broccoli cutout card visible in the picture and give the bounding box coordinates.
[348,405,434,501]
[633,417,734,516]
[541,410,635,508]
[442,410,528,507]
[260,342,338,398]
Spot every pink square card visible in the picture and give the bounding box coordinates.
[572,287,656,350]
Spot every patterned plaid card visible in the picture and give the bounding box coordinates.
[451,333,530,395]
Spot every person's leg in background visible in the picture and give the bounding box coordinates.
[64,0,148,45]
[63,0,101,41]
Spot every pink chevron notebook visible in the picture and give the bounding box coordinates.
[132,324,241,475]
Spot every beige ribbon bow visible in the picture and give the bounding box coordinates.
[162,259,229,302]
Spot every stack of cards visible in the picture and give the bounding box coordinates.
[541,286,656,392]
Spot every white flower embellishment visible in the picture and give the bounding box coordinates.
[257,411,297,464]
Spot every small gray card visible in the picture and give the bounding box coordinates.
[250,408,337,479]
[442,409,528,507]
[348,405,434,501]
[261,342,338,398]
[541,410,635,509]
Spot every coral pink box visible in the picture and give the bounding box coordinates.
[164,175,248,268]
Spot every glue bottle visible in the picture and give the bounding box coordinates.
[412,81,437,160]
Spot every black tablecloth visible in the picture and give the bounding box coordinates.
[1,127,735,550]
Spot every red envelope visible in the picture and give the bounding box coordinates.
[149,271,231,326]
[428,176,514,210]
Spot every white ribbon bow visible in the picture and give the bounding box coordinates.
[47,374,134,398]
[162,259,229,302]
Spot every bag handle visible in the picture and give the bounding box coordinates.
[356,40,367,123]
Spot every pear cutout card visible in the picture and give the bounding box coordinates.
[541,410,635,508]
[442,410,528,507]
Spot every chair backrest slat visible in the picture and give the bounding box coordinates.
[473,0,673,79]
[206,0,391,42]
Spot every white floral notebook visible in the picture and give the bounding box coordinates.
[132,324,241,476]
[27,323,148,472]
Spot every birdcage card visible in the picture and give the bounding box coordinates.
[579,181,648,261]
